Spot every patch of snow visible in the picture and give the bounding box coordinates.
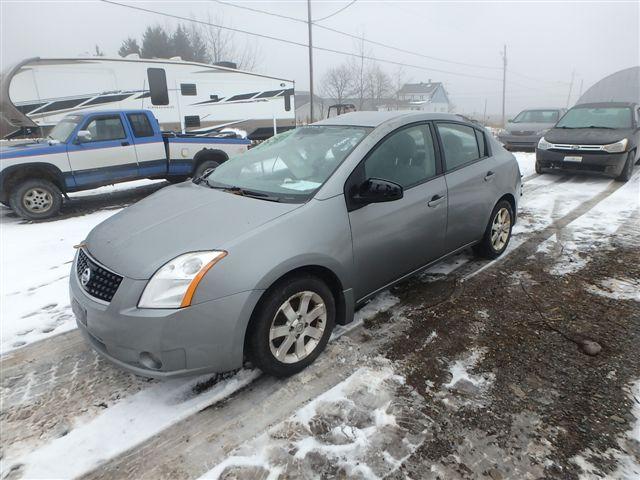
[199,365,428,480]
[514,151,536,178]
[587,277,640,302]
[6,369,260,479]
[66,179,165,198]
[444,349,492,389]
[0,209,121,353]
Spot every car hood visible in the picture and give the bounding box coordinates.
[544,128,633,145]
[0,141,67,159]
[85,182,303,279]
[505,122,554,133]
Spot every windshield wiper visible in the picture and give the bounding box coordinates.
[204,182,280,202]
[585,125,616,129]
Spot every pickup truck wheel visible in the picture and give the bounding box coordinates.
[193,160,220,179]
[473,200,514,259]
[247,275,335,377]
[9,179,62,220]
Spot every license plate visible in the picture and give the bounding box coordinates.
[72,299,87,326]
[564,156,582,163]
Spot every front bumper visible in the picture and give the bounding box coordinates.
[498,133,542,150]
[70,252,264,379]
[536,149,628,177]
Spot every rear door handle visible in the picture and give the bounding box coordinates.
[121,141,130,146]
[484,171,495,181]
[427,194,446,208]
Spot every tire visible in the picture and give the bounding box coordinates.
[246,275,336,377]
[615,151,635,183]
[535,160,545,174]
[193,160,220,179]
[473,200,514,259]
[9,178,62,220]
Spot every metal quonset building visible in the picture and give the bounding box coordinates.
[576,66,640,105]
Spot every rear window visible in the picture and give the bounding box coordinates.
[127,113,155,137]
[147,68,169,106]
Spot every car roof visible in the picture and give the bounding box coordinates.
[572,102,637,109]
[313,111,465,128]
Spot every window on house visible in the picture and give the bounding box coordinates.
[147,68,169,106]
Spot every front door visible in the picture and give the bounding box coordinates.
[67,113,139,187]
[347,123,448,301]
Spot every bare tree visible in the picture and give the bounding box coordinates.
[392,65,409,109]
[366,63,392,109]
[348,34,370,110]
[193,12,260,70]
[321,64,353,105]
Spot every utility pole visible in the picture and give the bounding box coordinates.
[566,70,576,108]
[501,44,507,127]
[307,0,315,122]
[578,78,584,100]
[483,98,488,124]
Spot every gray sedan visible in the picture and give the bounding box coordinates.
[498,108,566,150]
[70,112,521,378]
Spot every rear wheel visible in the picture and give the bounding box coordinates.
[9,178,62,220]
[247,275,335,377]
[473,200,514,259]
[193,160,220,180]
[616,151,635,182]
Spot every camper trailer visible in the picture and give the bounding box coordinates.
[0,56,295,139]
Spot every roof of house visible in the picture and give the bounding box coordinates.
[397,82,442,96]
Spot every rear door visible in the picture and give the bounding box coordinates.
[435,122,500,250]
[67,113,139,187]
[347,123,448,300]
[126,112,167,177]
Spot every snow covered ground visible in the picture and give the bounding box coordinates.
[2,156,639,480]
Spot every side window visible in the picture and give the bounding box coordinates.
[436,123,480,170]
[127,113,155,138]
[83,116,126,142]
[180,83,197,96]
[147,68,169,106]
[475,129,488,157]
[364,124,437,188]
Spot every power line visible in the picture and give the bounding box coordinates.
[209,0,502,72]
[314,0,357,22]
[100,0,502,81]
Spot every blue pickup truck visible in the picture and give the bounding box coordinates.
[0,110,250,220]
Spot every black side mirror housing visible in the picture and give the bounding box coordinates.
[352,178,403,205]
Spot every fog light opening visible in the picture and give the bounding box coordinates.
[139,351,163,370]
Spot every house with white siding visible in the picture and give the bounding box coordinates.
[378,81,451,113]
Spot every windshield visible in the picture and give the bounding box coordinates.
[512,110,559,123]
[203,125,371,202]
[556,107,632,129]
[48,115,82,142]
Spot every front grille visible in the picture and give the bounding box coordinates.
[512,130,535,136]
[76,249,123,303]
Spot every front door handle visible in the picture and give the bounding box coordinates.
[484,171,495,181]
[427,194,446,208]
[121,141,130,146]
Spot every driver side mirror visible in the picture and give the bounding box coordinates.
[352,178,403,205]
[75,130,92,143]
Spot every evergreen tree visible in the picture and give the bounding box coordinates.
[171,24,192,60]
[189,27,209,63]
[141,25,171,59]
[118,37,141,57]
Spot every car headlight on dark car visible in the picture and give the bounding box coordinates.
[602,138,628,153]
[138,251,227,308]
[537,137,553,150]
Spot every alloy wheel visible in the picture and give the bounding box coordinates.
[268,291,327,364]
[22,188,53,213]
[491,207,511,251]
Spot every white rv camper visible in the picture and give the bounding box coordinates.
[0,56,295,139]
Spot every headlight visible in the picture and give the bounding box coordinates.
[537,137,553,150]
[138,251,227,309]
[602,138,628,153]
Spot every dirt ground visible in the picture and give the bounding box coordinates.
[375,236,640,478]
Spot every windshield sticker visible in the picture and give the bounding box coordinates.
[280,180,321,191]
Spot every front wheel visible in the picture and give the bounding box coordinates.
[246,275,335,377]
[193,160,220,179]
[473,200,514,259]
[535,160,545,174]
[615,151,635,182]
[9,178,62,220]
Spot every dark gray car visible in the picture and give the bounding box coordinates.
[70,112,521,379]
[498,108,566,150]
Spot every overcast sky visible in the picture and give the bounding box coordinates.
[1,0,638,116]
